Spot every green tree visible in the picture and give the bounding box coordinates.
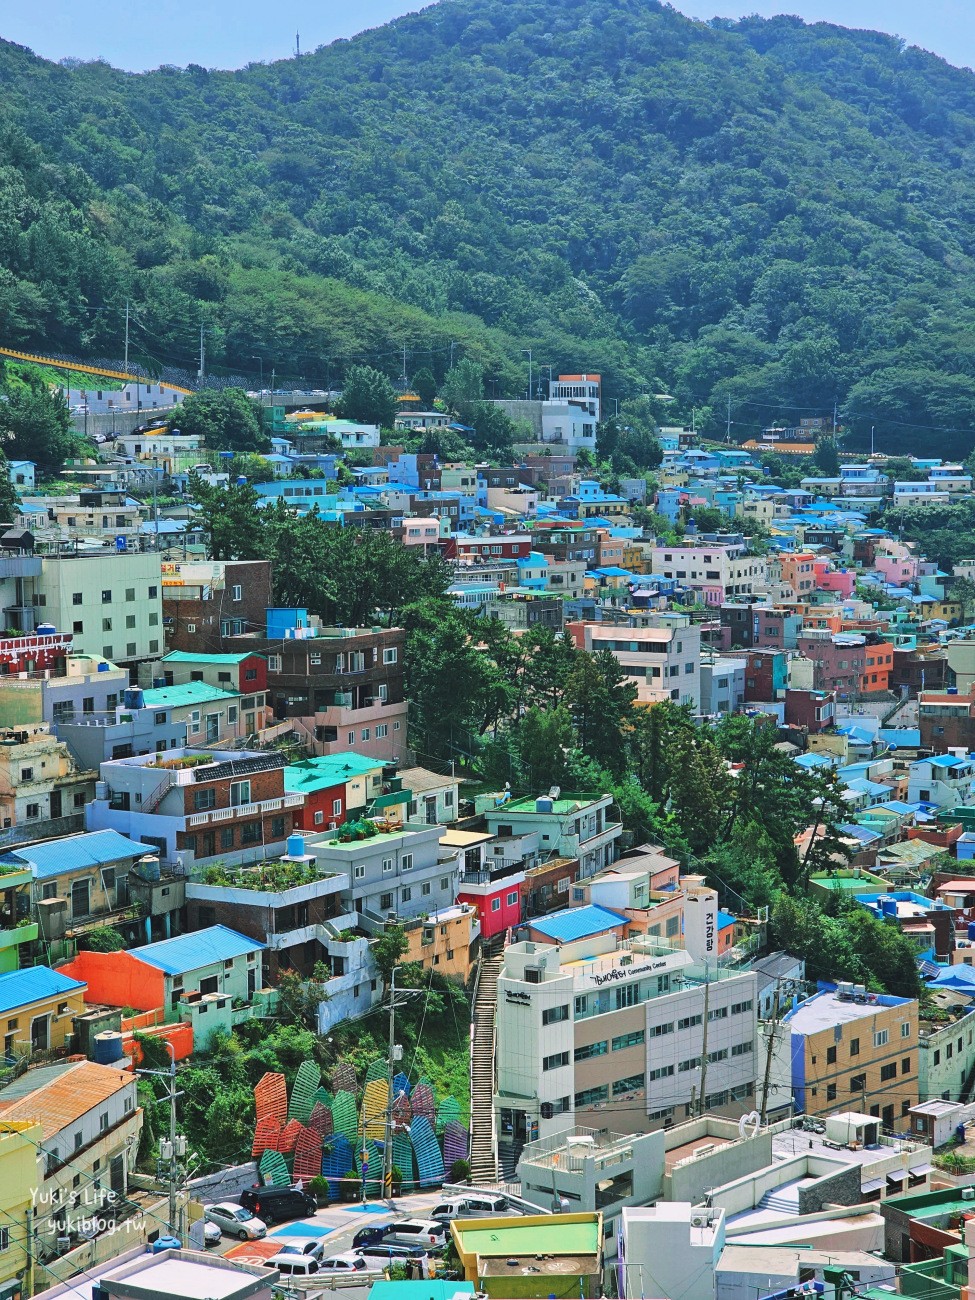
[0,376,76,474]
[564,649,637,776]
[372,925,408,983]
[190,475,264,560]
[440,360,484,422]
[411,367,437,408]
[950,575,975,624]
[339,365,398,428]
[515,706,575,792]
[814,438,841,476]
[177,388,268,452]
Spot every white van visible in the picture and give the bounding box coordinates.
[265,1254,322,1277]
[430,1194,510,1222]
[382,1219,447,1248]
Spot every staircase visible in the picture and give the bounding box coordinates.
[757,1188,801,1216]
[469,944,503,1185]
[140,772,172,816]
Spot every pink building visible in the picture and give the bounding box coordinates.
[398,517,441,546]
[816,563,856,599]
[875,547,920,586]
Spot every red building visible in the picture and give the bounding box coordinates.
[443,534,533,564]
[743,649,789,702]
[0,629,72,675]
[784,688,836,733]
[162,650,267,695]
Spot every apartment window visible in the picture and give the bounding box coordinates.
[220,827,234,849]
[241,822,261,845]
[826,1045,837,1065]
[102,617,112,632]
[361,728,370,741]
[902,1057,912,1074]
[148,585,158,598]
[614,1072,645,1095]
[73,621,83,633]
[880,1063,897,1082]
[125,614,135,629]
[382,857,393,874]
[268,655,282,673]
[232,584,242,601]
[25,803,39,819]
[615,983,637,1009]
[0,1226,9,1251]
[193,789,216,811]
[678,1014,703,1030]
[380,893,393,911]
[20,767,32,783]
[826,1083,837,1102]
[731,1041,753,1056]
[354,864,365,880]
[543,1051,570,1072]
[402,887,412,903]
[401,853,413,872]
[679,1057,700,1073]
[490,898,500,911]
[383,647,398,664]
[850,1073,866,1093]
[850,1037,860,1056]
[422,881,431,896]
[230,780,251,806]
[542,1005,569,1025]
[506,890,518,905]
[707,1048,728,1063]
[575,1041,608,1061]
[708,1006,728,1022]
[99,1111,109,1133]
[901,1022,912,1038]
[731,1000,753,1015]
[613,1030,645,1051]
[874,1029,889,1048]
[648,1065,674,1082]
[126,642,136,656]
[72,592,83,606]
[101,589,112,603]
[650,1022,674,1038]
[574,1085,608,1107]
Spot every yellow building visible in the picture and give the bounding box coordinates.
[451,1213,603,1299]
[0,1120,42,1297]
[0,966,87,1059]
[782,986,919,1126]
[401,903,480,981]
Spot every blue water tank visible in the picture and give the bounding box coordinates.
[93,1031,125,1064]
[287,833,306,858]
[236,476,247,486]
[123,688,144,710]
[535,797,554,814]
[151,1236,181,1253]
[96,661,110,672]
[35,622,56,636]
[967,921,975,941]
[949,687,959,695]
[139,857,161,882]
[881,898,898,918]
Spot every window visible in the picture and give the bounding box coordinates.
[874,1029,889,1048]
[575,1085,608,1107]
[101,589,112,603]
[731,1000,753,1015]
[72,592,83,606]
[354,864,365,880]
[613,1030,645,1051]
[230,780,251,807]
[102,617,113,632]
[902,1057,912,1074]
[401,854,413,872]
[20,767,32,783]
[880,1063,897,1082]
[193,789,216,811]
[99,1111,110,1133]
[650,1022,674,1038]
[127,642,137,657]
[614,1072,645,1095]
[220,827,234,849]
[575,1041,608,1061]
[506,891,518,905]
[73,621,83,633]
[383,647,398,664]
[850,1037,860,1056]
[731,1041,752,1056]
[850,1073,866,1093]
[402,887,412,903]
[542,1005,569,1025]
[380,892,393,911]
[232,584,242,601]
[707,1048,728,1063]
[648,1065,674,1082]
[25,803,39,819]
[422,882,431,896]
[826,1045,837,1065]
[708,1006,728,1022]
[241,822,261,845]
[679,1057,700,1073]
[375,724,388,739]
[382,857,393,874]
[361,728,371,742]
[124,613,135,628]
[148,584,158,599]
[490,898,500,911]
[615,983,637,1009]
[678,1014,703,1030]
[543,1051,570,1071]
[901,1022,912,1039]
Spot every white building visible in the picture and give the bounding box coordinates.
[495,928,759,1151]
[620,1203,725,1300]
[37,552,164,667]
[570,621,701,709]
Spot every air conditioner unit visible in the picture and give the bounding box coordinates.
[690,1213,710,1229]
[524,966,542,984]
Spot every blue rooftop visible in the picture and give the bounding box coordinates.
[0,830,154,881]
[129,925,264,976]
[717,909,736,929]
[0,966,85,1016]
[528,904,630,943]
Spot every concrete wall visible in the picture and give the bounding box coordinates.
[665,1125,773,1204]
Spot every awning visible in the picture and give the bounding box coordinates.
[860,1176,885,1193]
[909,1163,933,1176]
[886,1169,908,1183]
[370,790,411,810]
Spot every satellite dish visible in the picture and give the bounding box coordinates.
[738,1110,761,1139]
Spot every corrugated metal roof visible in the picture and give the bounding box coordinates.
[129,924,264,976]
[529,904,629,943]
[0,966,85,1016]
[283,752,381,792]
[1,830,154,881]
[0,1059,132,1139]
[163,651,262,665]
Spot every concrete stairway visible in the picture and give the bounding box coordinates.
[469,945,503,1185]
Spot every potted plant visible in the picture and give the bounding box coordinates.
[308,1175,330,1207]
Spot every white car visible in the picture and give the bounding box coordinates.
[269,1236,325,1262]
[319,1253,370,1272]
[203,1202,267,1240]
[203,1221,222,1247]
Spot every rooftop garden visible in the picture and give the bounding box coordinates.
[200,860,334,891]
[150,753,214,770]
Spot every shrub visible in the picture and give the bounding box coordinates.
[450,1159,471,1183]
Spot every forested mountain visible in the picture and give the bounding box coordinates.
[5,0,975,447]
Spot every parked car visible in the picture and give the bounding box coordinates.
[318,1253,369,1272]
[382,1219,447,1249]
[269,1236,325,1261]
[353,1224,395,1249]
[238,1184,317,1224]
[430,1194,510,1222]
[203,1221,222,1247]
[264,1254,322,1277]
[203,1202,266,1240]
[355,1243,428,1265]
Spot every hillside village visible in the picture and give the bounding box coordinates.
[2,365,975,1300]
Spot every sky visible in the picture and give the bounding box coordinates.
[1,0,974,74]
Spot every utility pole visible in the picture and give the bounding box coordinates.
[401,345,408,391]
[759,978,801,1124]
[522,349,532,402]
[382,966,422,1200]
[139,1041,185,1239]
[198,322,206,382]
[697,962,710,1116]
[870,425,875,457]
[726,395,732,443]
[124,301,130,371]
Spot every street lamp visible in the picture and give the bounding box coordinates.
[522,349,532,403]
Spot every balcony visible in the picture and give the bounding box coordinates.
[185,792,304,827]
[0,922,37,951]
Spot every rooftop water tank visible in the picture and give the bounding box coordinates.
[96,661,111,672]
[151,1236,181,1253]
[123,688,144,710]
[287,833,306,858]
[35,622,56,636]
[93,1030,125,1065]
[535,797,554,814]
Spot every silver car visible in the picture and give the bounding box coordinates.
[203,1202,267,1241]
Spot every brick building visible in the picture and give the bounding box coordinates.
[918,690,975,752]
[743,649,789,702]
[161,559,273,652]
[784,688,836,733]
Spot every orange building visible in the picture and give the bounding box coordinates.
[58,949,165,1012]
[778,551,818,598]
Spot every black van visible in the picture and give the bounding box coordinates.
[238,1185,318,1224]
